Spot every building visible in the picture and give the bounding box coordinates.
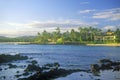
[94,31,116,42]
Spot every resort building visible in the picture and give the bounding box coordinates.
[94,31,116,42]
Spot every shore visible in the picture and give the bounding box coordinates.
[86,43,120,46]
[0,42,120,46]
[0,42,31,45]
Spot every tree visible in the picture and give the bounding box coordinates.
[115,28,120,43]
[78,27,83,42]
[70,29,77,42]
[42,30,49,43]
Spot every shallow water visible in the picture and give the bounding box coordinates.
[0,44,120,80]
[56,70,120,80]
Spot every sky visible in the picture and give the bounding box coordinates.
[0,0,120,37]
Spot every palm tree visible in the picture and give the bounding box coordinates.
[78,27,83,42]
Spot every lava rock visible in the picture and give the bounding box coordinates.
[31,60,37,65]
[91,64,100,72]
[24,64,42,72]
[8,63,17,68]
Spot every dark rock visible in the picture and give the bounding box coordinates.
[95,79,100,80]
[111,62,120,66]
[22,72,29,76]
[42,66,50,70]
[43,62,60,68]
[91,59,120,72]
[8,63,17,68]
[16,71,20,73]
[91,64,100,76]
[100,63,113,70]
[31,60,37,65]
[44,63,54,67]
[113,65,120,71]
[15,74,21,78]
[54,62,60,67]
[91,64,100,72]
[0,54,28,63]
[18,68,83,80]
[0,68,2,71]
[24,64,42,72]
[99,59,112,64]
[80,74,83,76]
[4,68,7,70]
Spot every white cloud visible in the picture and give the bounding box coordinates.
[7,22,24,27]
[79,9,96,13]
[80,2,89,5]
[93,8,120,21]
[102,25,116,31]
[0,20,98,37]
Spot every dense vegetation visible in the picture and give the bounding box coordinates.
[0,36,35,42]
[0,27,120,44]
[35,27,120,44]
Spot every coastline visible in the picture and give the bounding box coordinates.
[86,43,120,46]
[0,42,120,46]
[0,42,31,45]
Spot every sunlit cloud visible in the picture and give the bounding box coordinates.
[102,25,117,31]
[27,20,98,28]
[0,19,99,37]
[7,22,24,27]
[93,8,120,21]
[79,9,96,13]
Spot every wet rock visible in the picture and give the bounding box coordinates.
[99,59,112,64]
[31,60,37,65]
[4,68,7,70]
[113,65,120,71]
[100,63,113,70]
[24,64,42,72]
[91,64,100,72]
[22,72,29,76]
[19,68,82,80]
[0,68,2,71]
[15,74,21,78]
[42,66,50,70]
[80,74,83,76]
[95,79,100,80]
[91,64,100,76]
[43,62,60,68]
[91,59,120,72]
[0,54,28,63]
[16,71,20,73]
[44,63,53,67]
[111,62,120,66]
[8,63,17,68]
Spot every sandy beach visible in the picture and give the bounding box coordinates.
[86,43,120,46]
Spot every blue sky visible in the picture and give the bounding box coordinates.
[0,0,120,37]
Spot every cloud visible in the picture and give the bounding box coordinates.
[0,20,99,37]
[80,2,89,5]
[26,20,98,29]
[102,25,117,31]
[7,22,24,27]
[102,24,120,31]
[93,8,120,21]
[79,9,96,13]
[0,29,39,37]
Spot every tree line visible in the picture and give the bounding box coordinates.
[35,27,120,44]
[0,27,120,44]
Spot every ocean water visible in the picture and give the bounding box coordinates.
[0,44,120,80]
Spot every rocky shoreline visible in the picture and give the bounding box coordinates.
[0,54,120,80]
[0,54,28,64]
[1,42,120,46]
[87,43,120,46]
